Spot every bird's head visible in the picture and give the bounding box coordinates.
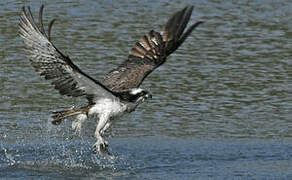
[129,88,152,104]
[118,88,152,103]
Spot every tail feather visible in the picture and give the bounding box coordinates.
[51,108,84,125]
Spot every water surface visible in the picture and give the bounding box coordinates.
[1,0,292,179]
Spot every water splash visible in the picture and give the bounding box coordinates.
[0,118,120,173]
[3,148,16,166]
[1,139,118,172]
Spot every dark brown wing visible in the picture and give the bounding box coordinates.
[19,5,115,104]
[101,6,203,92]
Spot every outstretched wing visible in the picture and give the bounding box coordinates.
[101,6,203,92]
[19,5,115,104]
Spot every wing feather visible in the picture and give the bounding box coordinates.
[19,5,115,104]
[102,6,203,91]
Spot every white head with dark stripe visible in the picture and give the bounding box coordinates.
[117,88,152,104]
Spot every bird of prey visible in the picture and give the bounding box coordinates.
[19,5,203,158]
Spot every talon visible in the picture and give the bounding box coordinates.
[103,140,108,147]
[93,136,110,155]
[92,143,99,154]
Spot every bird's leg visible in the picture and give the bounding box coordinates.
[72,113,87,135]
[101,121,111,135]
[93,115,109,153]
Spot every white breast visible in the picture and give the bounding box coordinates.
[88,98,127,118]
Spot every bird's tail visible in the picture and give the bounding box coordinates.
[51,107,87,125]
[129,6,203,65]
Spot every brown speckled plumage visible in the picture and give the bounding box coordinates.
[101,6,203,92]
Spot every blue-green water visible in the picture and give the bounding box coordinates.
[1,0,292,179]
[2,137,292,179]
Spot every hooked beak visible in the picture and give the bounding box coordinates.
[144,93,152,100]
[140,93,152,103]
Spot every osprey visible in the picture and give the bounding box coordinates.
[19,5,203,157]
